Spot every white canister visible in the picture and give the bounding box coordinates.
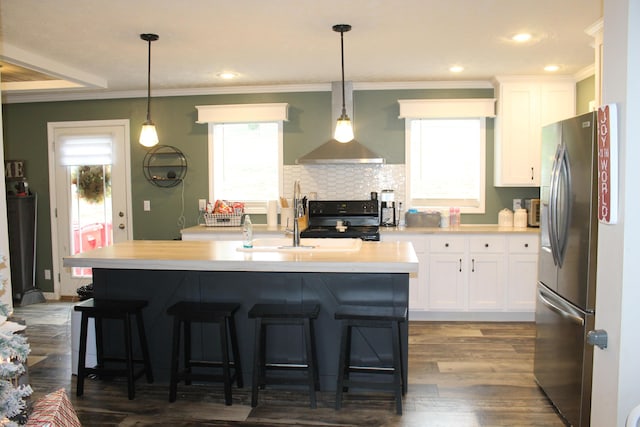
[514,208,528,228]
[498,208,514,227]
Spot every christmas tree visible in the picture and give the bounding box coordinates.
[0,255,32,426]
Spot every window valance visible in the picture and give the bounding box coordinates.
[398,98,496,119]
[58,134,112,166]
[195,103,289,123]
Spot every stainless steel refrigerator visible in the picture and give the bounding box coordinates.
[534,111,599,427]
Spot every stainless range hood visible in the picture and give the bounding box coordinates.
[296,82,385,164]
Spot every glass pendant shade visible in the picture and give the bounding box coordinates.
[140,33,159,148]
[139,121,159,147]
[334,114,354,143]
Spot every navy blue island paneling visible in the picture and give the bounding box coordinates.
[91,268,409,390]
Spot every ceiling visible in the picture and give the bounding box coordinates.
[0,0,602,101]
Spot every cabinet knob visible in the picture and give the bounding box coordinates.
[524,243,529,248]
[445,243,449,248]
[485,243,489,248]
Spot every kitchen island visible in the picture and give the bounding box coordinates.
[63,239,418,389]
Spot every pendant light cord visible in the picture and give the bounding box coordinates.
[140,33,158,123]
[146,38,152,122]
[340,29,346,116]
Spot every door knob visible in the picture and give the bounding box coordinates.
[119,211,125,217]
[119,224,125,230]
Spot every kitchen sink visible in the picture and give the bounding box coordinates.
[236,237,363,252]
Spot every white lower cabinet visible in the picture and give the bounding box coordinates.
[427,236,466,311]
[506,234,540,311]
[384,231,539,320]
[467,236,506,311]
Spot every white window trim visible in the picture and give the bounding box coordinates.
[196,103,289,123]
[398,98,496,119]
[197,103,288,214]
[400,98,493,214]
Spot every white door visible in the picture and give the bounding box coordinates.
[48,120,132,297]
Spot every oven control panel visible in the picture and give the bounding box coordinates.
[307,200,378,216]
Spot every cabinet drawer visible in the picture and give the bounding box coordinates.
[468,236,506,253]
[508,234,540,253]
[429,235,465,252]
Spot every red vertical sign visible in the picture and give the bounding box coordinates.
[597,104,618,224]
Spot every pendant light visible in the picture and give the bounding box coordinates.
[139,33,159,148]
[332,24,354,143]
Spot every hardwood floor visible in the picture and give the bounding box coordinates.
[14,302,567,426]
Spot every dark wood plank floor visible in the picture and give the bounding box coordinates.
[14,301,566,426]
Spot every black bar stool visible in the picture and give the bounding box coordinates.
[334,304,407,415]
[248,303,321,408]
[75,298,154,400]
[166,301,243,405]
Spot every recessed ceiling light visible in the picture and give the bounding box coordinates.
[544,65,560,72]
[217,72,237,80]
[512,33,532,43]
[449,65,464,73]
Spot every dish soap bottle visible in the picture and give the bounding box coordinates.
[242,214,253,248]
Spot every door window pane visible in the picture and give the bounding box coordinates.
[70,165,112,277]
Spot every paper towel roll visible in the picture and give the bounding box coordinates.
[280,207,294,228]
[267,200,278,227]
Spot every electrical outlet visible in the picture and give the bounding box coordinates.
[144,200,151,211]
[44,269,51,280]
[198,199,207,211]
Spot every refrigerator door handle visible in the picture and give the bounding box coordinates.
[548,144,564,266]
[538,289,585,326]
[556,146,572,267]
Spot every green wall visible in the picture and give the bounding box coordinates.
[577,75,596,114]
[3,87,546,292]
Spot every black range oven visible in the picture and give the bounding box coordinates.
[299,200,380,241]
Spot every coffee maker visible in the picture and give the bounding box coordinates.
[380,189,396,226]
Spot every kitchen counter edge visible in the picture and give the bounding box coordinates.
[181,224,540,238]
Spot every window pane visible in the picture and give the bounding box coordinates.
[408,118,484,211]
[70,165,113,277]
[213,123,279,201]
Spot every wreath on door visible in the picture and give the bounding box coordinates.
[71,165,111,203]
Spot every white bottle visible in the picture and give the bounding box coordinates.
[242,215,253,248]
[398,202,405,227]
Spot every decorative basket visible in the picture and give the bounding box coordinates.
[204,213,242,227]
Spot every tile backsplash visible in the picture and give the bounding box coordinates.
[284,164,406,203]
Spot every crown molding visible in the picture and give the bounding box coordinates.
[574,64,596,82]
[2,80,494,104]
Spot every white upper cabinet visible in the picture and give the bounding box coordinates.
[493,76,576,187]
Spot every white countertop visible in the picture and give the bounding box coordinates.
[63,239,419,274]
[180,223,540,239]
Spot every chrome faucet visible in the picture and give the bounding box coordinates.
[291,180,302,247]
